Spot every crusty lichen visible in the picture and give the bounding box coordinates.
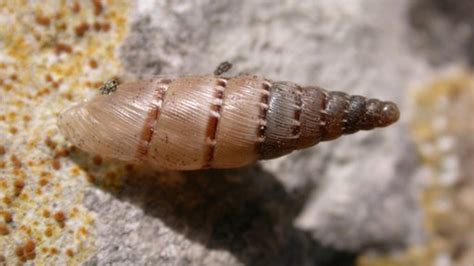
[0,1,130,264]
[359,73,474,266]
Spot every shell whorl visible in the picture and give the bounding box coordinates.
[318,90,400,139]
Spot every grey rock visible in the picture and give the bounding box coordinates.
[82,167,356,266]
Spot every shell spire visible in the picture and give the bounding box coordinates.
[316,90,400,141]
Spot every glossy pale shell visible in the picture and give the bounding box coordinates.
[58,75,399,170]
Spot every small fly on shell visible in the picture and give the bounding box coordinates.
[99,79,119,95]
[58,63,399,170]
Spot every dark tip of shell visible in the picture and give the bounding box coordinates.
[379,101,400,127]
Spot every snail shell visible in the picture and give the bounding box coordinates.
[58,75,399,170]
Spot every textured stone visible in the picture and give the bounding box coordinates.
[116,0,428,255]
[82,167,356,265]
[2,0,473,265]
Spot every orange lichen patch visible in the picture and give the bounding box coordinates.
[45,74,53,82]
[78,226,88,237]
[35,87,51,97]
[0,1,129,264]
[42,209,50,218]
[1,211,13,223]
[15,240,37,262]
[0,223,10,235]
[74,22,90,37]
[56,22,68,32]
[92,0,103,16]
[66,248,75,257]
[0,180,7,189]
[62,92,74,101]
[44,227,53,237]
[45,137,57,150]
[53,211,66,224]
[7,112,17,121]
[13,179,25,188]
[51,159,61,170]
[40,171,52,178]
[55,43,73,55]
[9,126,18,134]
[24,240,36,253]
[50,247,59,255]
[89,59,98,68]
[93,21,102,31]
[35,15,51,27]
[93,81,103,88]
[101,22,111,32]
[3,196,12,205]
[52,81,60,89]
[38,177,49,186]
[70,166,81,177]
[15,246,24,257]
[71,2,81,13]
[93,21,111,32]
[13,179,25,196]
[2,84,13,92]
[26,251,37,260]
[10,155,22,169]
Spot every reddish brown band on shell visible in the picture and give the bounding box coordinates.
[257,81,271,139]
[136,84,167,158]
[203,78,227,168]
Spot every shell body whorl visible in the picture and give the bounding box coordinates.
[58,75,399,170]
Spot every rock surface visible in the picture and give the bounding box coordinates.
[1,0,473,265]
[87,0,474,264]
[118,0,427,254]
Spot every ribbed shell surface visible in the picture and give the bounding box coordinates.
[59,76,273,170]
[58,75,400,170]
[146,76,216,169]
[58,81,160,162]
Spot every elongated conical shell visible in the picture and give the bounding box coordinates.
[58,75,399,170]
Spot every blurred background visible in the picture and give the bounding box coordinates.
[0,0,473,265]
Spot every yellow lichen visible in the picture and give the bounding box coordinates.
[0,1,130,264]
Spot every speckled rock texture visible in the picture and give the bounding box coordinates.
[116,0,426,256]
[1,0,473,265]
